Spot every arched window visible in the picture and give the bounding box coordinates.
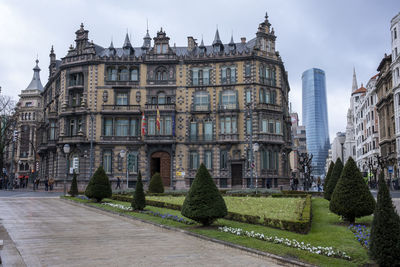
[119,68,129,81]
[130,68,138,81]
[156,68,167,81]
[158,92,166,104]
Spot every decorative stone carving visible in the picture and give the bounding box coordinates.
[102,91,108,103]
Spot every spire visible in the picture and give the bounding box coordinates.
[212,28,224,53]
[49,45,56,62]
[352,67,358,93]
[199,36,205,48]
[228,34,236,52]
[109,39,116,56]
[123,33,132,49]
[212,28,222,46]
[142,25,151,50]
[26,59,44,91]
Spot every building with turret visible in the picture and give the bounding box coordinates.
[37,13,292,190]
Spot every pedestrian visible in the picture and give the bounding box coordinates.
[116,177,121,189]
[35,178,40,190]
[49,177,54,191]
[45,178,49,191]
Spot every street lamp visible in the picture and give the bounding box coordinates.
[119,149,127,189]
[246,104,254,189]
[253,143,259,192]
[63,144,70,196]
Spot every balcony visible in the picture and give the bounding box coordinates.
[59,135,87,144]
[101,104,141,113]
[218,103,239,112]
[256,133,284,144]
[144,134,175,143]
[190,103,211,113]
[145,103,176,111]
[100,136,141,142]
[256,103,282,112]
[104,80,139,87]
[217,133,239,142]
[186,134,214,143]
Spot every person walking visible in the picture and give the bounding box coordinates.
[44,178,49,191]
[116,177,121,190]
[317,176,321,192]
[49,177,54,191]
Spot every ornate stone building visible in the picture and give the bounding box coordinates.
[15,59,43,182]
[37,13,292,189]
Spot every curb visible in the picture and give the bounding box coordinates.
[61,198,317,267]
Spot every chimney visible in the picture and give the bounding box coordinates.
[241,37,246,44]
[187,36,197,52]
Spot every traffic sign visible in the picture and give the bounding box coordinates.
[388,166,394,173]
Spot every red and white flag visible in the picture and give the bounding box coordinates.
[141,112,146,135]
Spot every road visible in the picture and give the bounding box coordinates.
[0,196,285,267]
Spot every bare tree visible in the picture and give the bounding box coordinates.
[0,95,18,184]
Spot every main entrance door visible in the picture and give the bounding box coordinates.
[150,151,171,187]
[231,164,243,187]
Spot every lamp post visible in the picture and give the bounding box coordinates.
[119,149,127,189]
[253,143,259,192]
[63,144,70,196]
[89,113,94,179]
[246,104,254,189]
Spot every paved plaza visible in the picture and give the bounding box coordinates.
[0,197,286,267]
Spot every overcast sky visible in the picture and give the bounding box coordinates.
[0,0,398,141]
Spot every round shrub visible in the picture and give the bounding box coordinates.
[132,171,146,210]
[329,157,375,223]
[181,163,227,226]
[325,158,343,201]
[84,166,112,202]
[369,171,400,266]
[148,172,164,193]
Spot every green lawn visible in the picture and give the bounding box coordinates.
[147,196,305,221]
[64,196,373,267]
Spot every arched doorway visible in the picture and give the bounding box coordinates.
[150,151,171,187]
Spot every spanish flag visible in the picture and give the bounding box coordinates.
[156,107,161,132]
[141,112,146,135]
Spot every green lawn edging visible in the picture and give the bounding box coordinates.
[111,194,312,234]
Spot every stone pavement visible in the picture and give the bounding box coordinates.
[0,198,286,267]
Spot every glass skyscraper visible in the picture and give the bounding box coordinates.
[302,68,330,177]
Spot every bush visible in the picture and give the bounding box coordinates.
[84,166,112,202]
[324,158,343,201]
[68,171,79,197]
[181,163,227,226]
[329,157,375,223]
[324,161,335,200]
[369,172,400,266]
[131,171,146,210]
[148,172,164,193]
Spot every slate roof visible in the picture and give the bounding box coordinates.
[25,60,44,91]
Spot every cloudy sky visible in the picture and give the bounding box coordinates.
[0,0,398,141]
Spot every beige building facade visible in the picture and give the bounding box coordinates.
[37,14,292,189]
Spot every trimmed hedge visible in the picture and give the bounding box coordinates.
[111,194,312,234]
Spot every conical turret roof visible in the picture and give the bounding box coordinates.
[26,59,44,91]
[212,29,222,45]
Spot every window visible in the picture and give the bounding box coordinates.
[395,28,397,39]
[247,119,252,134]
[165,116,172,135]
[69,90,82,107]
[130,119,139,136]
[162,44,168,53]
[49,122,56,140]
[276,121,281,134]
[269,120,274,133]
[220,150,228,169]
[128,152,138,173]
[156,45,161,54]
[204,150,212,169]
[261,119,268,133]
[270,90,276,104]
[190,121,197,140]
[194,91,209,110]
[156,69,167,80]
[245,63,251,77]
[246,90,251,104]
[104,118,113,136]
[192,69,198,85]
[69,73,83,86]
[220,116,237,134]
[204,121,213,140]
[221,90,237,108]
[148,116,155,135]
[115,118,129,136]
[261,150,278,170]
[107,67,117,81]
[221,67,236,84]
[203,69,210,85]
[69,119,76,136]
[103,150,112,174]
[116,92,128,105]
[130,69,138,81]
[25,102,33,107]
[189,151,199,169]
[158,92,166,104]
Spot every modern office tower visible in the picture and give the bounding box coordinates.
[302,68,330,177]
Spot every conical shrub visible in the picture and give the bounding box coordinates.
[324,161,334,200]
[329,157,375,223]
[68,171,79,197]
[182,163,227,226]
[84,166,112,202]
[369,171,400,266]
[148,172,164,193]
[325,158,343,201]
[132,171,146,210]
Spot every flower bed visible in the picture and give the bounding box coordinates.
[218,226,351,260]
[348,224,370,248]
